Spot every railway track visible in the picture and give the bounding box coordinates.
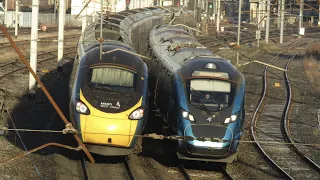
[177,162,234,180]
[198,24,320,49]
[81,155,135,180]
[0,46,76,80]
[0,34,80,49]
[249,40,320,179]
[283,58,320,171]
[0,27,81,37]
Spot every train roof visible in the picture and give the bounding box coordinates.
[150,25,220,70]
[81,21,126,52]
[80,6,187,57]
[81,44,142,71]
[148,24,243,81]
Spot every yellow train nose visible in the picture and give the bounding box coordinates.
[80,115,132,147]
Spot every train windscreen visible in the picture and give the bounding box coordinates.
[90,67,136,94]
[189,79,233,112]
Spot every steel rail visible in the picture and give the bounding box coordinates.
[0,24,95,163]
[0,46,76,69]
[282,56,320,171]
[0,50,76,80]
[0,34,80,48]
[249,41,311,179]
[219,166,234,180]
[177,163,192,180]
[80,154,89,180]
[123,157,135,180]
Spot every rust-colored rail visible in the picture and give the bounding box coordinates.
[0,24,95,163]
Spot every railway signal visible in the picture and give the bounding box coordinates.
[126,0,130,10]
[208,0,214,15]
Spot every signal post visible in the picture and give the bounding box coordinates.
[208,0,214,22]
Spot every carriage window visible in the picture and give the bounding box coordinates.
[90,67,136,93]
[189,79,233,112]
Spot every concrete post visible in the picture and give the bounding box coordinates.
[280,0,284,44]
[29,0,39,92]
[194,0,197,18]
[58,0,65,70]
[265,0,270,44]
[260,0,265,29]
[236,0,242,69]
[318,4,320,26]
[278,0,280,28]
[4,0,8,26]
[216,0,220,33]
[100,0,103,60]
[82,3,87,33]
[15,0,19,37]
[299,0,304,29]
[54,0,57,14]
[257,2,260,47]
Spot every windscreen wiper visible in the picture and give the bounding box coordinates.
[194,98,211,115]
[191,89,212,115]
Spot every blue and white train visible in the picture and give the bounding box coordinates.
[148,25,245,163]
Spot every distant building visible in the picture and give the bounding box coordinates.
[2,0,71,12]
[71,0,154,15]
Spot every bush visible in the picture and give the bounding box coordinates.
[303,56,320,91]
[306,42,320,59]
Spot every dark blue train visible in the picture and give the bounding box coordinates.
[148,25,245,163]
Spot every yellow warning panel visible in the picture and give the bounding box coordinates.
[274,83,281,87]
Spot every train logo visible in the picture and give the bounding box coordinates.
[99,102,121,109]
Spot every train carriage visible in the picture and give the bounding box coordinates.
[149,25,245,163]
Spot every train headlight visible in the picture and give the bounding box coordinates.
[75,100,90,115]
[224,114,238,124]
[181,109,194,121]
[204,63,217,69]
[231,115,237,121]
[129,107,144,120]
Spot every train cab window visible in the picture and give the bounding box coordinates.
[188,79,233,112]
[89,67,136,94]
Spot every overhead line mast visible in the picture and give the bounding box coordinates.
[29,0,39,95]
[100,0,104,60]
[58,0,65,71]
[15,0,19,37]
